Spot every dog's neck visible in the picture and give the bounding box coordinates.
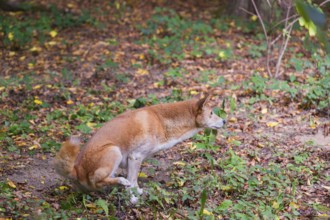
[151,100,201,140]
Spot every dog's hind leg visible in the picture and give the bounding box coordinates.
[92,146,131,188]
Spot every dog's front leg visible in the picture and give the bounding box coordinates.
[127,154,143,203]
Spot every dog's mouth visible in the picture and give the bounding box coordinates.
[210,120,226,129]
[210,124,223,129]
[211,125,222,129]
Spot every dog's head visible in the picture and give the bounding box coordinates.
[195,94,226,129]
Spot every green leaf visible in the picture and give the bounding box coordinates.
[96,199,109,216]
[217,200,233,212]
[295,0,329,51]
[214,106,227,118]
[133,97,147,108]
[199,189,208,219]
[295,0,326,28]
[313,203,330,212]
[229,97,236,112]
[76,124,92,134]
[308,21,317,36]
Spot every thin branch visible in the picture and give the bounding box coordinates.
[284,4,291,30]
[275,6,293,78]
[270,16,298,46]
[244,0,329,78]
[251,0,272,77]
[239,7,255,17]
[271,14,299,32]
[320,0,330,7]
[270,34,282,45]
[287,17,300,30]
[275,25,293,78]
[251,0,269,43]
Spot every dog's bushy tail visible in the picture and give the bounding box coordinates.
[54,137,81,180]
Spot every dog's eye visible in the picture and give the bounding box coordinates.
[210,111,213,115]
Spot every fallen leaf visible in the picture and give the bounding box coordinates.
[67,3,75,8]
[34,99,43,105]
[173,161,185,166]
[30,46,42,52]
[272,201,279,209]
[190,90,199,95]
[257,143,265,148]
[47,41,57,46]
[221,185,233,191]
[59,186,68,190]
[29,145,39,150]
[86,122,96,128]
[7,178,16,188]
[138,172,148,178]
[177,179,185,186]
[290,201,299,209]
[49,30,58,38]
[267,121,279,127]
[322,185,330,191]
[33,85,42,90]
[137,68,149,75]
[229,117,237,123]
[8,32,14,41]
[203,209,213,216]
[251,15,258,21]
[218,51,226,58]
[28,63,34,69]
[85,203,97,209]
[153,82,161,88]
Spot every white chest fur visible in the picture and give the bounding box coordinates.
[150,128,202,155]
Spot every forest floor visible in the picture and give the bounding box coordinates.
[0,0,329,219]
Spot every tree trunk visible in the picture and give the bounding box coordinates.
[0,0,49,12]
[0,0,25,11]
[224,0,283,22]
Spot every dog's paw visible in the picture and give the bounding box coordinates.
[130,195,139,204]
[127,186,143,195]
[118,177,131,186]
[137,187,143,195]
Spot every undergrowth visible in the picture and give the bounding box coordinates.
[0,5,94,49]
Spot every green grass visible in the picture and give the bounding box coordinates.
[138,7,234,65]
[241,59,330,111]
[0,5,94,49]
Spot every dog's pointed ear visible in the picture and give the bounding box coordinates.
[196,93,211,111]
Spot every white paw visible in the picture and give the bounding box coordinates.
[137,187,143,195]
[130,195,139,204]
[118,177,131,186]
